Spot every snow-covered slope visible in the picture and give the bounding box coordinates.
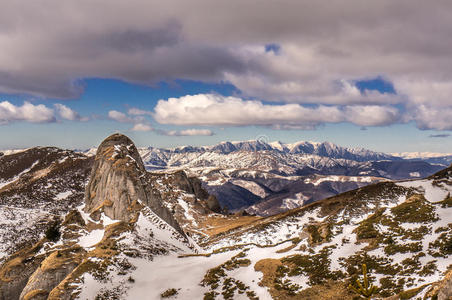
[0,134,223,300]
[1,135,452,299]
[392,152,452,166]
[79,140,445,216]
[40,164,452,299]
[0,147,93,261]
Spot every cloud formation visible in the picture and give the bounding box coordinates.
[130,123,153,132]
[163,129,214,136]
[0,101,88,125]
[412,105,452,131]
[429,134,450,138]
[1,1,452,130]
[108,110,144,124]
[0,101,55,124]
[153,94,401,128]
[54,103,88,121]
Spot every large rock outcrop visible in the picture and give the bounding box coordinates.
[171,170,222,213]
[84,133,184,235]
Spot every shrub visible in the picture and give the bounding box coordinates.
[45,220,61,242]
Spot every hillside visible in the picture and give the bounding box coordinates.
[0,135,450,299]
[130,140,444,215]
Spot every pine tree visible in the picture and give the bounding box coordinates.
[349,264,377,299]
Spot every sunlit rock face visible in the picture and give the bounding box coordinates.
[84,133,184,235]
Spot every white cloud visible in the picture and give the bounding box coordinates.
[108,110,144,123]
[128,107,153,116]
[2,0,452,134]
[343,105,400,127]
[153,94,400,128]
[164,129,214,136]
[0,101,55,124]
[54,103,87,121]
[394,79,452,107]
[130,123,153,131]
[411,105,452,131]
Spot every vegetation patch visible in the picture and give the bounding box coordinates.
[384,241,422,255]
[201,251,255,299]
[429,230,452,257]
[161,288,179,298]
[281,246,344,286]
[390,195,438,223]
[45,219,61,242]
[355,208,385,240]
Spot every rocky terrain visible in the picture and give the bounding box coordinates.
[124,140,444,215]
[0,134,451,299]
[0,147,93,261]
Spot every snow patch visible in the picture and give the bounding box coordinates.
[78,229,104,248]
[54,190,73,200]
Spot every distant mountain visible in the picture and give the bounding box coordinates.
[392,151,452,166]
[200,164,452,299]
[0,134,451,299]
[121,140,441,214]
[80,140,445,215]
[138,139,397,162]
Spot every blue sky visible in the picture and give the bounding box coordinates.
[0,78,449,153]
[1,1,452,153]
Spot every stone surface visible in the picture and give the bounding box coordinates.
[84,133,184,235]
[19,251,78,300]
[438,270,452,300]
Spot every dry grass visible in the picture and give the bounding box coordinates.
[23,289,49,300]
[255,258,354,300]
[254,258,282,288]
[0,240,44,282]
[198,215,262,236]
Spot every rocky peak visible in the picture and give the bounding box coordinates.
[84,133,184,235]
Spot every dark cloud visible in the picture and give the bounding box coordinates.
[429,134,451,138]
[1,0,452,130]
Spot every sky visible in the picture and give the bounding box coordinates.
[1,1,452,153]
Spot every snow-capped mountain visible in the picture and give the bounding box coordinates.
[137,139,398,166]
[0,134,451,299]
[0,135,452,300]
[79,140,445,215]
[392,152,452,166]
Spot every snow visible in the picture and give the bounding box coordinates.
[0,148,29,156]
[58,157,68,164]
[126,252,237,300]
[392,152,452,159]
[397,179,452,202]
[305,175,375,186]
[231,179,268,198]
[0,160,39,189]
[280,193,309,210]
[177,198,197,225]
[409,172,421,177]
[54,190,73,200]
[78,229,104,248]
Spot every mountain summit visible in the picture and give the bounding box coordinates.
[84,133,183,234]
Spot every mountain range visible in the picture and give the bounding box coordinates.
[0,134,451,299]
[131,140,445,215]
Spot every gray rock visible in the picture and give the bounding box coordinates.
[84,133,185,235]
[19,251,78,300]
[438,273,452,300]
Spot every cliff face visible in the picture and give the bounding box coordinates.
[0,133,222,300]
[84,133,184,235]
[171,170,222,213]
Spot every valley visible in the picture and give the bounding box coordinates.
[0,134,450,299]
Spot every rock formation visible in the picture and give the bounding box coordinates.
[171,170,222,213]
[84,133,184,235]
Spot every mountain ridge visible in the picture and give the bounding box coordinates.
[0,134,451,299]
